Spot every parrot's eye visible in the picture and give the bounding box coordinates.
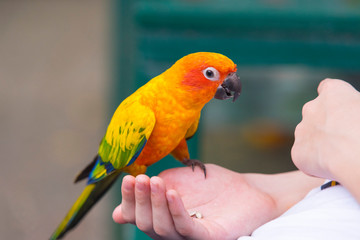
[203,67,220,81]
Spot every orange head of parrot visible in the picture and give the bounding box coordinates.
[169,52,241,104]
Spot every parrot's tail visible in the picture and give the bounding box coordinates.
[50,172,120,240]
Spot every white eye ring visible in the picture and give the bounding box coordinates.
[203,67,220,81]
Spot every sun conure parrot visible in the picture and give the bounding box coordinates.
[50,52,241,239]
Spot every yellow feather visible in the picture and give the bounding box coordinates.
[98,95,156,169]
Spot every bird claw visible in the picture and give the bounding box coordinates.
[182,159,206,178]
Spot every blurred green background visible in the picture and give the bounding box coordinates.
[1,0,360,239]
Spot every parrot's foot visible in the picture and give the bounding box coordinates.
[182,159,206,178]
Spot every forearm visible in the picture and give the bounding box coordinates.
[244,171,324,216]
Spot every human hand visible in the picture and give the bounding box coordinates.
[292,78,360,201]
[112,164,279,240]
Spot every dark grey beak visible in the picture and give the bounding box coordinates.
[214,72,241,102]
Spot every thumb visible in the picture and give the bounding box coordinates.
[112,204,127,224]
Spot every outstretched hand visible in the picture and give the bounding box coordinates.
[113,164,296,240]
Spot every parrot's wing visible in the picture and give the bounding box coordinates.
[185,113,201,140]
[87,100,156,184]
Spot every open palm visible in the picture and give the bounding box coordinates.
[113,164,279,240]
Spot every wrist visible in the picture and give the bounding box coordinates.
[331,157,360,204]
[244,171,323,217]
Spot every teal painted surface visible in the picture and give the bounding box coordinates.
[112,1,360,239]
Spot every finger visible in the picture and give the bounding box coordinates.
[317,78,338,95]
[292,127,317,174]
[301,99,317,119]
[317,78,351,95]
[134,175,155,235]
[166,190,209,239]
[117,175,136,224]
[150,177,183,239]
[112,204,127,224]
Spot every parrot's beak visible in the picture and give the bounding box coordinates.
[214,72,241,102]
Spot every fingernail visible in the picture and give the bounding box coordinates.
[122,176,134,192]
[123,182,132,192]
[150,181,158,193]
[166,190,174,203]
[136,179,145,191]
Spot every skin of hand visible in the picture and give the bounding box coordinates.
[112,164,323,240]
[292,78,360,203]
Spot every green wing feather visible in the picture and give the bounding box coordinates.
[50,99,156,239]
[89,99,156,183]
